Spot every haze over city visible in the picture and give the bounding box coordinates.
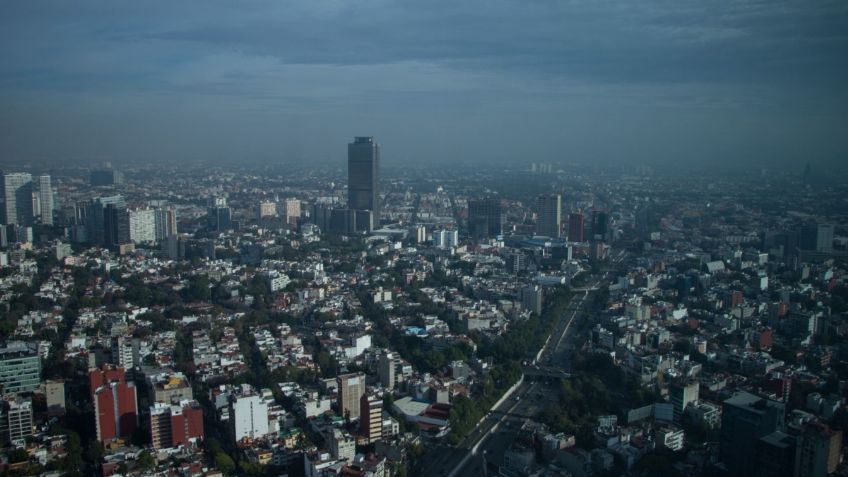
[2,0,847,169]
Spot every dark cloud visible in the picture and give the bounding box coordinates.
[0,0,846,167]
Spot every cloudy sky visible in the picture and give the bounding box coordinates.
[1,1,846,169]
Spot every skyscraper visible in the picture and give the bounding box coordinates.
[348,137,380,231]
[536,193,561,237]
[568,213,584,242]
[360,393,383,443]
[337,373,366,420]
[1,173,34,226]
[468,198,503,239]
[37,175,54,225]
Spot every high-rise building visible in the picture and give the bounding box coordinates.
[670,380,699,423]
[468,198,503,239]
[337,373,366,420]
[149,400,204,450]
[0,395,33,445]
[347,137,380,231]
[128,208,156,243]
[1,173,34,226]
[794,422,842,477]
[285,198,301,225]
[90,366,138,443]
[720,391,785,477]
[568,213,584,242]
[360,393,383,443]
[258,201,277,219]
[104,203,130,248]
[378,351,403,389]
[521,285,543,315]
[37,175,54,225]
[231,394,269,442]
[111,336,139,370]
[154,206,178,241]
[208,203,232,232]
[86,195,125,245]
[434,229,459,249]
[536,194,561,238]
[591,210,609,242]
[0,342,41,394]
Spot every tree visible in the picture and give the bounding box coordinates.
[215,452,236,475]
[137,451,155,471]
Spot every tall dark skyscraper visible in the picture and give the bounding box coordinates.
[568,212,584,242]
[468,198,503,239]
[347,137,380,231]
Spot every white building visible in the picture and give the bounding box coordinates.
[231,394,269,442]
[434,229,459,249]
[129,209,157,243]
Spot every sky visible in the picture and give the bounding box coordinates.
[0,0,846,169]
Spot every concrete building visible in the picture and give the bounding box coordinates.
[258,201,277,219]
[337,373,366,421]
[44,380,66,417]
[521,285,543,315]
[670,380,699,423]
[285,198,301,225]
[150,373,193,405]
[150,400,204,450]
[329,429,356,462]
[378,351,403,390]
[536,193,562,237]
[795,422,842,477]
[360,393,383,443]
[154,206,178,240]
[0,396,34,445]
[90,366,138,443]
[231,394,269,442]
[434,229,459,249]
[128,208,156,243]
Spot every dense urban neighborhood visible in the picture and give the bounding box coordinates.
[1,153,847,477]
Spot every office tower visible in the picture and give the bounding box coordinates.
[536,194,561,237]
[800,223,835,253]
[128,208,156,243]
[154,206,178,241]
[207,199,232,232]
[258,201,276,219]
[90,366,138,443]
[231,394,269,442]
[0,396,33,445]
[360,393,383,443]
[348,137,380,231]
[794,422,842,477]
[90,168,124,186]
[720,391,785,477]
[104,203,130,248]
[37,175,54,225]
[149,400,204,450]
[591,210,609,242]
[670,380,699,423]
[468,198,503,239]
[285,198,301,225]
[521,285,543,315]
[337,373,366,420]
[86,195,125,245]
[44,380,66,417]
[111,336,138,370]
[568,213,584,242]
[0,342,41,394]
[1,173,34,226]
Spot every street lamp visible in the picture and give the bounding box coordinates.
[482,450,488,477]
